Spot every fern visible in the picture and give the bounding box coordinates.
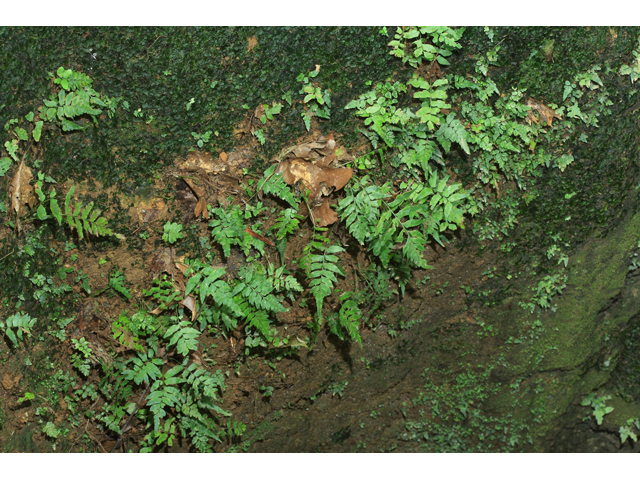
[208,203,255,258]
[112,313,144,351]
[109,270,132,300]
[164,320,200,356]
[302,231,345,323]
[270,207,302,240]
[36,184,118,240]
[144,275,182,313]
[338,177,391,245]
[328,292,362,345]
[270,264,303,302]
[0,312,36,347]
[40,67,116,131]
[142,359,231,452]
[232,266,285,314]
[147,365,184,432]
[258,164,298,208]
[185,260,242,331]
[436,112,470,155]
[339,170,468,270]
[71,337,93,376]
[122,350,163,385]
[409,76,451,130]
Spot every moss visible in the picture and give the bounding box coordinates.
[483,208,640,448]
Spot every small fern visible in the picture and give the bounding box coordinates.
[339,170,468,271]
[257,164,298,208]
[185,260,242,331]
[0,312,36,347]
[146,365,184,432]
[208,203,249,258]
[35,184,118,240]
[164,320,200,356]
[109,270,132,300]
[112,313,144,351]
[122,350,164,385]
[144,275,183,315]
[328,291,362,345]
[302,230,345,324]
[232,266,285,314]
[270,207,303,240]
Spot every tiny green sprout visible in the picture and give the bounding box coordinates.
[18,392,35,403]
[260,386,274,397]
[98,257,107,266]
[162,222,184,244]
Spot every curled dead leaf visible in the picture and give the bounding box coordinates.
[525,99,561,127]
[278,158,352,202]
[8,160,36,232]
[247,36,258,53]
[312,197,338,227]
[180,295,197,322]
[274,134,336,163]
[183,177,209,219]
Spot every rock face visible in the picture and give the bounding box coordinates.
[237,204,640,453]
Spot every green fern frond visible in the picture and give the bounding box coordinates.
[123,351,163,385]
[109,270,132,300]
[258,164,298,208]
[328,292,362,345]
[232,266,285,313]
[0,312,37,347]
[144,275,182,313]
[271,207,302,240]
[164,321,201,356]
[338,178,391,245]
[304,233,345,323]
[208,203,246,258]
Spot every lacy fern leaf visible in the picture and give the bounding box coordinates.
[0,312,36,347]
[164,321,201,356]
[258,164,298,208]
[304,232,345,323]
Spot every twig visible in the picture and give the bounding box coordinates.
[146,35,166,61]
[0,248,14,263]
[110,381,151,453]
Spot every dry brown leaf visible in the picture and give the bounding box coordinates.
[254,104,265,123]
[525,99,561,127]
[273,134,336,162]
[183,177,209,219]
[150,247,180,277]
[312,197,338,227]
[8,160,36,232]
[247,36,258,53]
[181,151,218,174]
[278,158,352,226]
[278,158,352,199]
[181,295,197,322]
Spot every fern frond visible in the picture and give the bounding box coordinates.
[0,312,37,347]
[122,351,163,385]
[338,179,391,245]
[208,203,246,258]
[232,266,285,313]
[328,292,362,345]
[271,207,302,240]
[258,164,298,208]
[164,321,200,356]
[305,234,345,323]
[109,270,132,300]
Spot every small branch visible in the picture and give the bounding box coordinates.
[110,381,151,453]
